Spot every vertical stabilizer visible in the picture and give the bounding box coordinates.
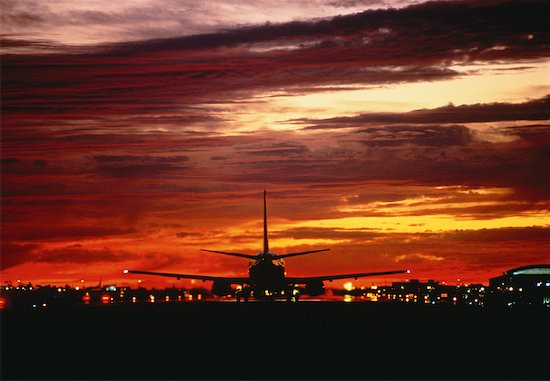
[263,190,269,255]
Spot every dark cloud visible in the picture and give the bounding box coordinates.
[237,142,310,156]
[101,0,548,59]
[20,226,136,241]
[273,227,382,240]
[446,226,550,243]
[0,242,40,270]
[32,246,137,265]
[3,1,548,121]
[1,157,50,174]
[296,96,550,129]
[358,125,473,147]
[94,155,190,178]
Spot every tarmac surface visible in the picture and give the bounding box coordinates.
[2,301,549,380]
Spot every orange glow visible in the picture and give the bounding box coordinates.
[82,293,91,304]
[0,297,6,309]
[100,294,111,304]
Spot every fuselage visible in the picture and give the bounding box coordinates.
[248,252,286,292]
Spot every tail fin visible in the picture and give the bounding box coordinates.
[263,189,269,255]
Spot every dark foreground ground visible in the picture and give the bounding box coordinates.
[2,302,549,380]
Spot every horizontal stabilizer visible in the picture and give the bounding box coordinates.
[201,249,257,259]
[275,248,330,259]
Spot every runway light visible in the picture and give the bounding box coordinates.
[406,270,411,274]
[123,269,129,274]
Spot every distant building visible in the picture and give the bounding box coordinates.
[488,264,550,308]
[333,279,486,306]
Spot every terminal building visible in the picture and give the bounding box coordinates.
[488,264,550,308]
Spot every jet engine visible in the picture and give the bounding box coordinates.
[303,280,325,296]
[212,280,233,296]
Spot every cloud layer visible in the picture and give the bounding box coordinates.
[1,0,549,286]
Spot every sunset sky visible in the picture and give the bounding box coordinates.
[2,0,549,289]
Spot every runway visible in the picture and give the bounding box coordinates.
[2,302,549,379]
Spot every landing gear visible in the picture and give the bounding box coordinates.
[286,287,300,302]
[236,287,251,302]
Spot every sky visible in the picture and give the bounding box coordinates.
[1,0,549,289]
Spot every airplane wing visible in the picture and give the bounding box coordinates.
[286,269,410,283]
[124,270,250,284]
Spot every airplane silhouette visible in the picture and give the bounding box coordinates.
[124,190,410,301]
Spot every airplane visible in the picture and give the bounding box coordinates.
[124,190,410,302]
